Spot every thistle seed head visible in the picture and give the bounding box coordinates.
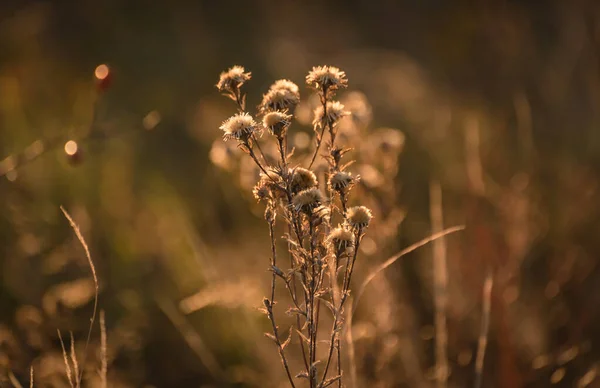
[306,66,348,94]
[328,171,358,193]
[216,66,251,94]
[292,188,325,214]
[253,172,285,201]
[259,79,300,114]
[220,112,260,142]
[263,111,292,139]
[347,206,373,230]
[313,101,349,128]
[327,226,355,256]
[290,167,318,194]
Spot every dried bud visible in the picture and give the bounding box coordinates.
[220,112,260,142]
[306,66,348,94]
[259,80,300,113]
[347,206,372,230]
[290,167,318,194]
[263,111,292,139]
[292,188,325,214]
[313,101,349,129]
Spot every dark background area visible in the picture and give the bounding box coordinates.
[2,1,600,387]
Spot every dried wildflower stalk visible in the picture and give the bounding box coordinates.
[217,65,369,388]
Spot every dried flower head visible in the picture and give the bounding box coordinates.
[220,112,259,142]
[292,188,325,213]
[347,206,373,229]
[253,171,285,201]
[313,101,349,128]
[306,66,348,94]
[263,111,292,139]
[328,226,355,256]
[328,171,358,193]
[290,167,318,194]
[216,66,251,94]
[259,80,300,113]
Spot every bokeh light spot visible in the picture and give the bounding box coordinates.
[64,140,78,156]
[95,64,110,80]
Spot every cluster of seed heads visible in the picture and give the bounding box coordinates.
[217,64,372,388]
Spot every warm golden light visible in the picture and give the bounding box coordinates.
[95,64,110,80]
[64,140,78,156]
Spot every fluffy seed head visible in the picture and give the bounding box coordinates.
[328,171,358,193]
[263,111,292,139]
[306,66,348,93]
[347,206,373,229]
[292,188,325,213]
[259,79,300,113]
[220,113,259,142]
[328,226,355,255]
[313,101,349,128]
[216,66,251,93]
[290,167,318,194]
[253,172,285,201]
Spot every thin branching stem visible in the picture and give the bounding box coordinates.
[267,219,297,388]
[308,88,329,169]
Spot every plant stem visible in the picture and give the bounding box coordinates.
[267,220,296,388]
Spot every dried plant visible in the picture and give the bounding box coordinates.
[215,65,375,388]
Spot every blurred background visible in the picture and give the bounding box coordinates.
[2,0,600,387]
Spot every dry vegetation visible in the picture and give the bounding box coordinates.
[2,1,600,387]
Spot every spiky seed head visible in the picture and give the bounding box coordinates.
[216,66,251,94]
[292,188,325,214]
[306,66,348,93]
[313,101,349,128]
[328,226,355,256]
[220,113,259,142]
[253,172,285,201]
[290,167,318,194]
[347,206,372,230]
[252,178,272,201]
[263,111,292,139]
[259,80,300,113]
[328,171,358,193]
